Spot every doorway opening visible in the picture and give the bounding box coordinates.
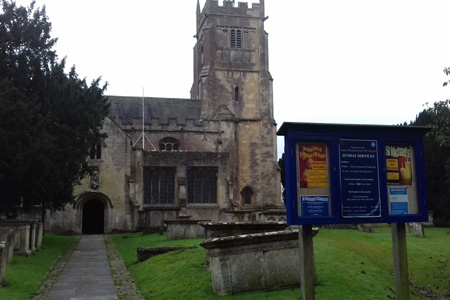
[82,198,105,234]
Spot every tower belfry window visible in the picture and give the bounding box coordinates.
[230,29,242,49]
[234,87,239,102]
[236,30,242,48]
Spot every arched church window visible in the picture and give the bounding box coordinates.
[89,140,102,160]
[241,186,254,205]
[234,87,239,102]
[159,137,180,151]
[200,44,204,65]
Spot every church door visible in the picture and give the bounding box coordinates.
[82,199,105,234]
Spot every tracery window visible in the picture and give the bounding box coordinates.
[159,137,180,151]
[187,167,217,204]
[143,167,175,205]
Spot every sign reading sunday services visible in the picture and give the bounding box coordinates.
[339,140,381,218]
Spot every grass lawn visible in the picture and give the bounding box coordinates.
[110,227,450,300]
[0,234,76,300]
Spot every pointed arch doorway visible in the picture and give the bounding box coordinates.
[82,199,105,234]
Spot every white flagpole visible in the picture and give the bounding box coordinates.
[142,87,145,150]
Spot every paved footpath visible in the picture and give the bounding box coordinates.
[46,235,118,300]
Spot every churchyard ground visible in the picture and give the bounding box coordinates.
[110,227,450,300]
[0,235,76,300]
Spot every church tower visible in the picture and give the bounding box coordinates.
[191,0,281,209]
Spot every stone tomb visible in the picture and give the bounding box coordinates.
[164,220,210,240]
[0,220,43,256]
[137,246,197,262]
[199,221,288,239]
[200,230,302,296]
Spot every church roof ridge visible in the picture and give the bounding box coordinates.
[107,96,201,126]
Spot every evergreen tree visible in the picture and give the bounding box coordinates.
[0,0,109,216]
[412,103,450,226]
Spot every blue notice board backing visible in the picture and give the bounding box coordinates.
[277,122,430,225]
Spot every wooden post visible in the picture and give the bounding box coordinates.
[392,223,409,300]
[298,225,315,300]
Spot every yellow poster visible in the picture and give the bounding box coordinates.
[385,144,412,186]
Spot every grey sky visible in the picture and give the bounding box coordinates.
[12,0,450,157]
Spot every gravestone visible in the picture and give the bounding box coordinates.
[357,224,373,233]
[5,230,15,263]
[0,241,7,284]
[412,223,425,238]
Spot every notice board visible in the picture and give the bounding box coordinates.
[277,122,429,225]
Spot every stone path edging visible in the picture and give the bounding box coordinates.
[104,235,144,300]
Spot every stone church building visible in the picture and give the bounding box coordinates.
[46,0,283,234]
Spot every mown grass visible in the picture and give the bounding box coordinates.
[110,227,450,300]
[0,234,76,300]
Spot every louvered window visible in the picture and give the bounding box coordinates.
[230,29,242,49]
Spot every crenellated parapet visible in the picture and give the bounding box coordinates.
[203,0,264,18]
[120,117,223,134]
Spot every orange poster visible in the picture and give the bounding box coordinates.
[298,144,328,188]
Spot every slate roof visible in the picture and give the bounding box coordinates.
[107,96,201,125]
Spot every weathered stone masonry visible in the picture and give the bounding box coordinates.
[44,0,282,234]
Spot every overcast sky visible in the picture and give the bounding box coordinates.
[12,0,450,157]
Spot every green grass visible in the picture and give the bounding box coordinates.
[110,227,450,300]
[0,234,76,300]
